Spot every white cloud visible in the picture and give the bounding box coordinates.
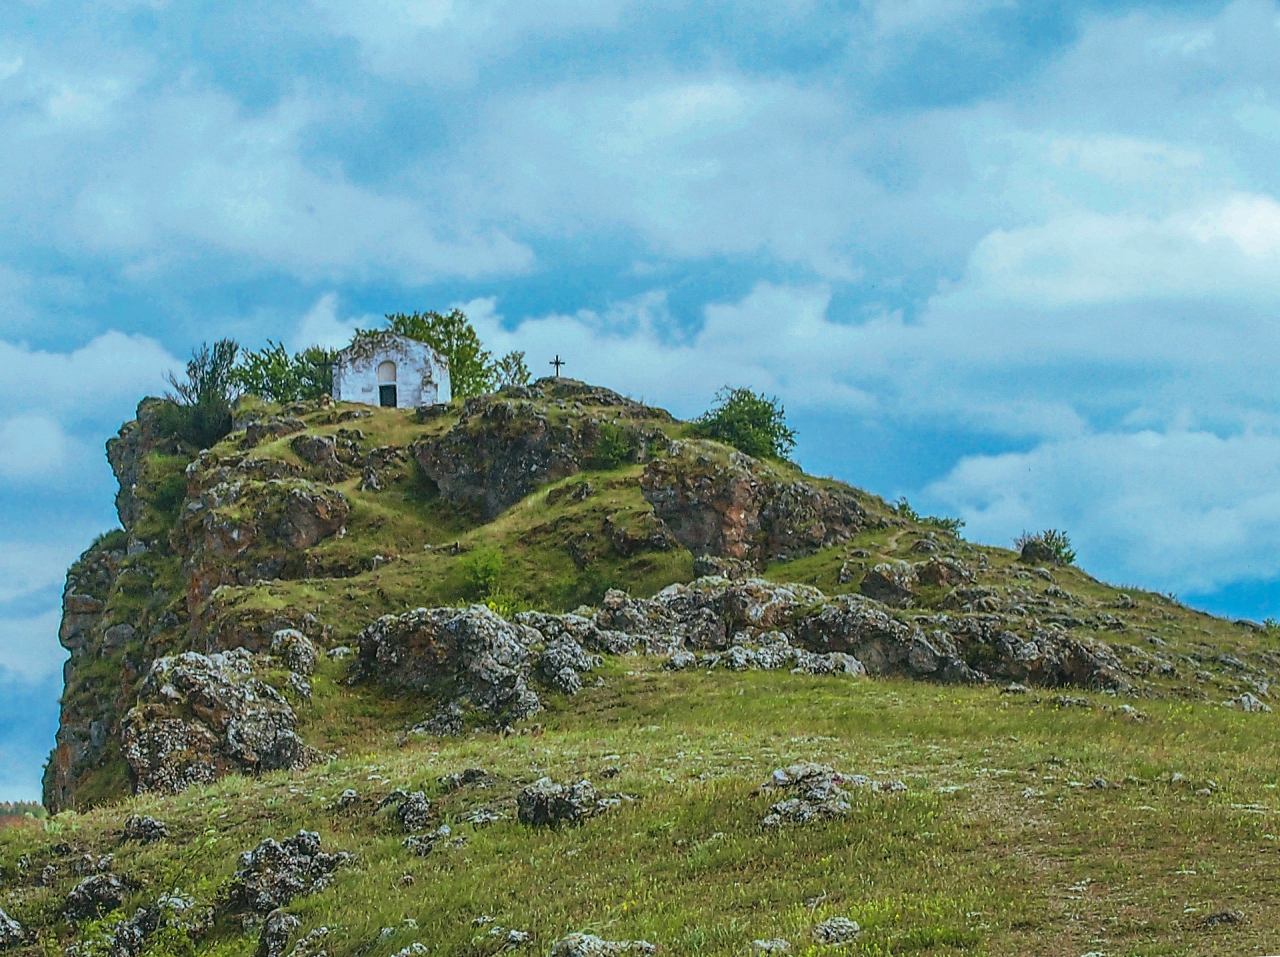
[0,609,65,682]
[289,293,376,351]
[0,414,68,480]
[923,428,1280,596]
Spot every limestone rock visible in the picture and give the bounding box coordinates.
[357,605,542,723]
[859,562,917,607]
[122,814,169,844]
[225,831,349,913]
[256,910,301,957]
[122,649,316,794]
[271,629,318,676]
[812,917,860,944]
[65,873,127,921]
[550,934,657,957]
[517,778,606,826]
[0,907,22,947]
[640,442,863,565]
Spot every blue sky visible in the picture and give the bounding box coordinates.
[5,0,1280,799]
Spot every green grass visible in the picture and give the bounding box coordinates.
[8,663,1280,955]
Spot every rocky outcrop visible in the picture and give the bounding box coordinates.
[550,934,656,957]
[0,907,23,947]
[356,605,544,727]
[224,831,349,913]
[412,379,671,520]
[517,778,607,826]
[121,649,316,794]
[122,814,169,844]
[106,399,174,531]
[640,442,864,566]
[65,873,128,921]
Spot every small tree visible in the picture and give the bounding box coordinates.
[691,386,797,460]
[157,339,240,450]
[494,350,531,388]
[232,341,337,402]
[384,309,495,399]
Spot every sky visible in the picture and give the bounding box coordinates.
[4,0,1280,800]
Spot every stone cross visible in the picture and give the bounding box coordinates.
[550,355,565,377]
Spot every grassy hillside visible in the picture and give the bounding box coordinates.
[11,381,1280,955]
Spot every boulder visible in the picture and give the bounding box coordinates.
[916,557,972,588]
[122,649,316,794]
[225,831,349,913]
[256,910,301,957]
[271,629,318,676]
[378,790,434,832]
[242,417,306,449]
[0,907,22,947]
[812,917,860,944]
[517,778,605,827]
[538,637,601,695]
[122,814,169,844]
[550,934,657,957]
[859,562,917,607]
[356,606,542,723]
[65,873,127,921]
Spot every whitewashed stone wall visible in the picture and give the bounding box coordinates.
[332,333,451,408]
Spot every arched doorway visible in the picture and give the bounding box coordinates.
[377,360,397,408]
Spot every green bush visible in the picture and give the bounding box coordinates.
[460,547,505,601]
[495,350,531,388]
[232,341,337,402]
[1015,528,1076,566]
[156,339,239,450]
[382,309,494,399]
[593,423,635,469]
[691,386,797,460]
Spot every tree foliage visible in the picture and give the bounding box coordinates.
[156,339,240,450]
[231,341,338,403]
[1015,529,1077,566]
[691,386,797,461]
[494,350,531,388]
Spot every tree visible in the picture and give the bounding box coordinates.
[156,339,240,450]
[691,386,797,460]
[232,341,338,402]
[384,309,495,399]
[494,350,531,388]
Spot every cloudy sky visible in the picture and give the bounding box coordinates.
[5,0,1280,799]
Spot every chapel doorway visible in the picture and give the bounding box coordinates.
[377,360,398,407]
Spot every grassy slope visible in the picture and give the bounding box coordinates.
[13,395,1280,954]
[5,660,1278,956]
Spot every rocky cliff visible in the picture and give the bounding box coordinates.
[43,378,1279,812]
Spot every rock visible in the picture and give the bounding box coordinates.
[335,788,360,809]
[859,562,917,607]
[812,917,860,943]
[752,940,791,954]
[122,814,169,844]
[243,417,306,448]
[356,605,541,725]
[106,892,211,957]
[225,831,349,913]
[916,558,972,588]
[791,651,865,676]
[403,825,463,857]
[122,649,316,794]
[1199,909,1245,926]
[549,934,657,957]
[517,778,607,826]
[538,637,601,695]
[379,790,433,832]
[413,384,664,520]
[760,763,852,826]
[911,537,939,554]
[256,909,301,957]
[65,873,127,921]
[0,907,22,947]
[665,650,697,670]
[1018,540,1060,566]
[640,442,863,565]
[1227,693,1272,713]
[271,629,318,675]
[693,555,756,580]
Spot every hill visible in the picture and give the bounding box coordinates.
[3,378,1278,956]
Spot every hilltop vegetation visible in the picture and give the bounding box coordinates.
[5,378,1279,956]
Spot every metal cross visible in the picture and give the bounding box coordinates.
[550,355,565,377]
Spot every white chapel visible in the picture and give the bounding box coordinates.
[331,331,451,408]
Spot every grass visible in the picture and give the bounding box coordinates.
[7,662,1280,955]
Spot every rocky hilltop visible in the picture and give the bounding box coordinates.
[12,378,1280,956]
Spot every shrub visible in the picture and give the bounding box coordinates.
[495,350,531,388]
[894,497,964,536]
[691,386,797,461]
[155,339,240,451]
[232,341,337,402]
[1015,529,1076,566]
[460,547,505,601]
[593,423,635,469]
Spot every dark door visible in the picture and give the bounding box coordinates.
[379,384,397,407]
